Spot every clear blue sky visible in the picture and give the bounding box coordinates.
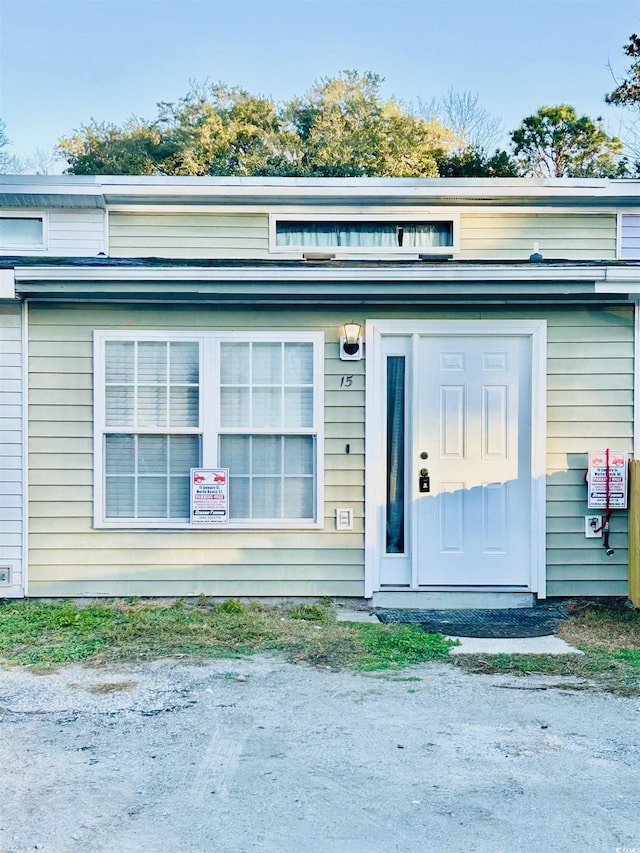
[0,0,637,165]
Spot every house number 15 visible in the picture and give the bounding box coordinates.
[340,375,354,388]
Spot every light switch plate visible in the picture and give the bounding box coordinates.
[335,508,354,531]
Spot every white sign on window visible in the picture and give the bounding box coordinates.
[587,451,628,510]
[190,468,229,526]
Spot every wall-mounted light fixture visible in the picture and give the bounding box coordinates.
[340,322,363,361]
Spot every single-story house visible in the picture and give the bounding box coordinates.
[1,175,639,607]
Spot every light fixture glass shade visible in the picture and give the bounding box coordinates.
[344,323,361,345]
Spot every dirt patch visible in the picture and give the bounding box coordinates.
[0,657,639,853]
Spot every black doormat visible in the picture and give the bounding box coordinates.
[374,607,569,638]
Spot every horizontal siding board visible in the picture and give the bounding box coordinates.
[548,404,632,419]
[29,548,363,567]
[546,564,628,580]
[547,342,633,358]
[547,580,628,597]
[547,390,633,408]
[547,422,632,438]
[548,532,628,549]
[28,580,366,597]
[547,374,632,391]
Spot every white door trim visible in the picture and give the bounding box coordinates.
[364,319,547,598]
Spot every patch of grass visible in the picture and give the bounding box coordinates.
[452,600,640,695]
[287,602,333,622]
[0,599,454,671]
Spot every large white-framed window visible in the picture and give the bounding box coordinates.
[268,213,459,255]
[0,213,47,252]
[94,330,324,529]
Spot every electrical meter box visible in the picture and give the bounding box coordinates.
[587,450,628,510]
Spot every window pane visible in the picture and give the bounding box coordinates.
[284,343,313,384]
[170,476,191,518]
[283,477,314,518]
[0,217,43,246]
[252,387,282,427]
[105,341,134,383]
[402,222,453,248]
[220,435,250,475]
[137,386,167,427]
[138,477,168,517]
[229,476,250,518]
[284,387,313,428]
[220,343,250,384]
[105,435,135,474]
[105,477,135,517]
[284,436,314,474]
[169,435,200,474]
[170,386,199,427]
[252,343,282,384]
[170,342,199,383]
[138,435,167,475]
[105,386,134,427]
[252,435,282,475]
[252,477,281,518]
[138,341,167,383]
[221,387,249,427]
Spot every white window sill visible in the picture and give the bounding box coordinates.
[94,520,325,531]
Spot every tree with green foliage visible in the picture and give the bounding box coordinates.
[605,34,640,166]
[58,73,457,178]
[437,147,518,177]
[511,105,625,177]
[606,33,640,108]
[283,71,456,177]
[58,85,289,176]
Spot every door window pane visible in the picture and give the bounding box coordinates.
[386,357,406,554]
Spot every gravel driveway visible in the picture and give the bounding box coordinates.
[0,656,638,853]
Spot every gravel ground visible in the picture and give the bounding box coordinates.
[0,656,639,853]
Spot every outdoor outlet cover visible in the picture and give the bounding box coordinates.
[585,515,602,538]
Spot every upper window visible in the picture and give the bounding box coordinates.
[0,215,46,251]
[269,214,458,255]
[95,332,323,528]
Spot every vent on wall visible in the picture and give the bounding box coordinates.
[0,566,11,585]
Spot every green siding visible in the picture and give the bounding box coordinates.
[109,211,617,261]
[27,302,633,599]
[458,213,616,260]
[27,303,365,598]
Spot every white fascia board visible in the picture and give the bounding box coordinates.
[13,264,612,283]
[595,267,640,293]
[99,177,640,205]
[105,203,624,215]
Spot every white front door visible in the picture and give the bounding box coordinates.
[415,335,531,586]
[368,321,545,596]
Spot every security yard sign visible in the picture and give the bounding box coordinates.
[587,451,628,510]
[190,468,229,526]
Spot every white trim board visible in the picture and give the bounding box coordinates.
[364,319,547,599]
